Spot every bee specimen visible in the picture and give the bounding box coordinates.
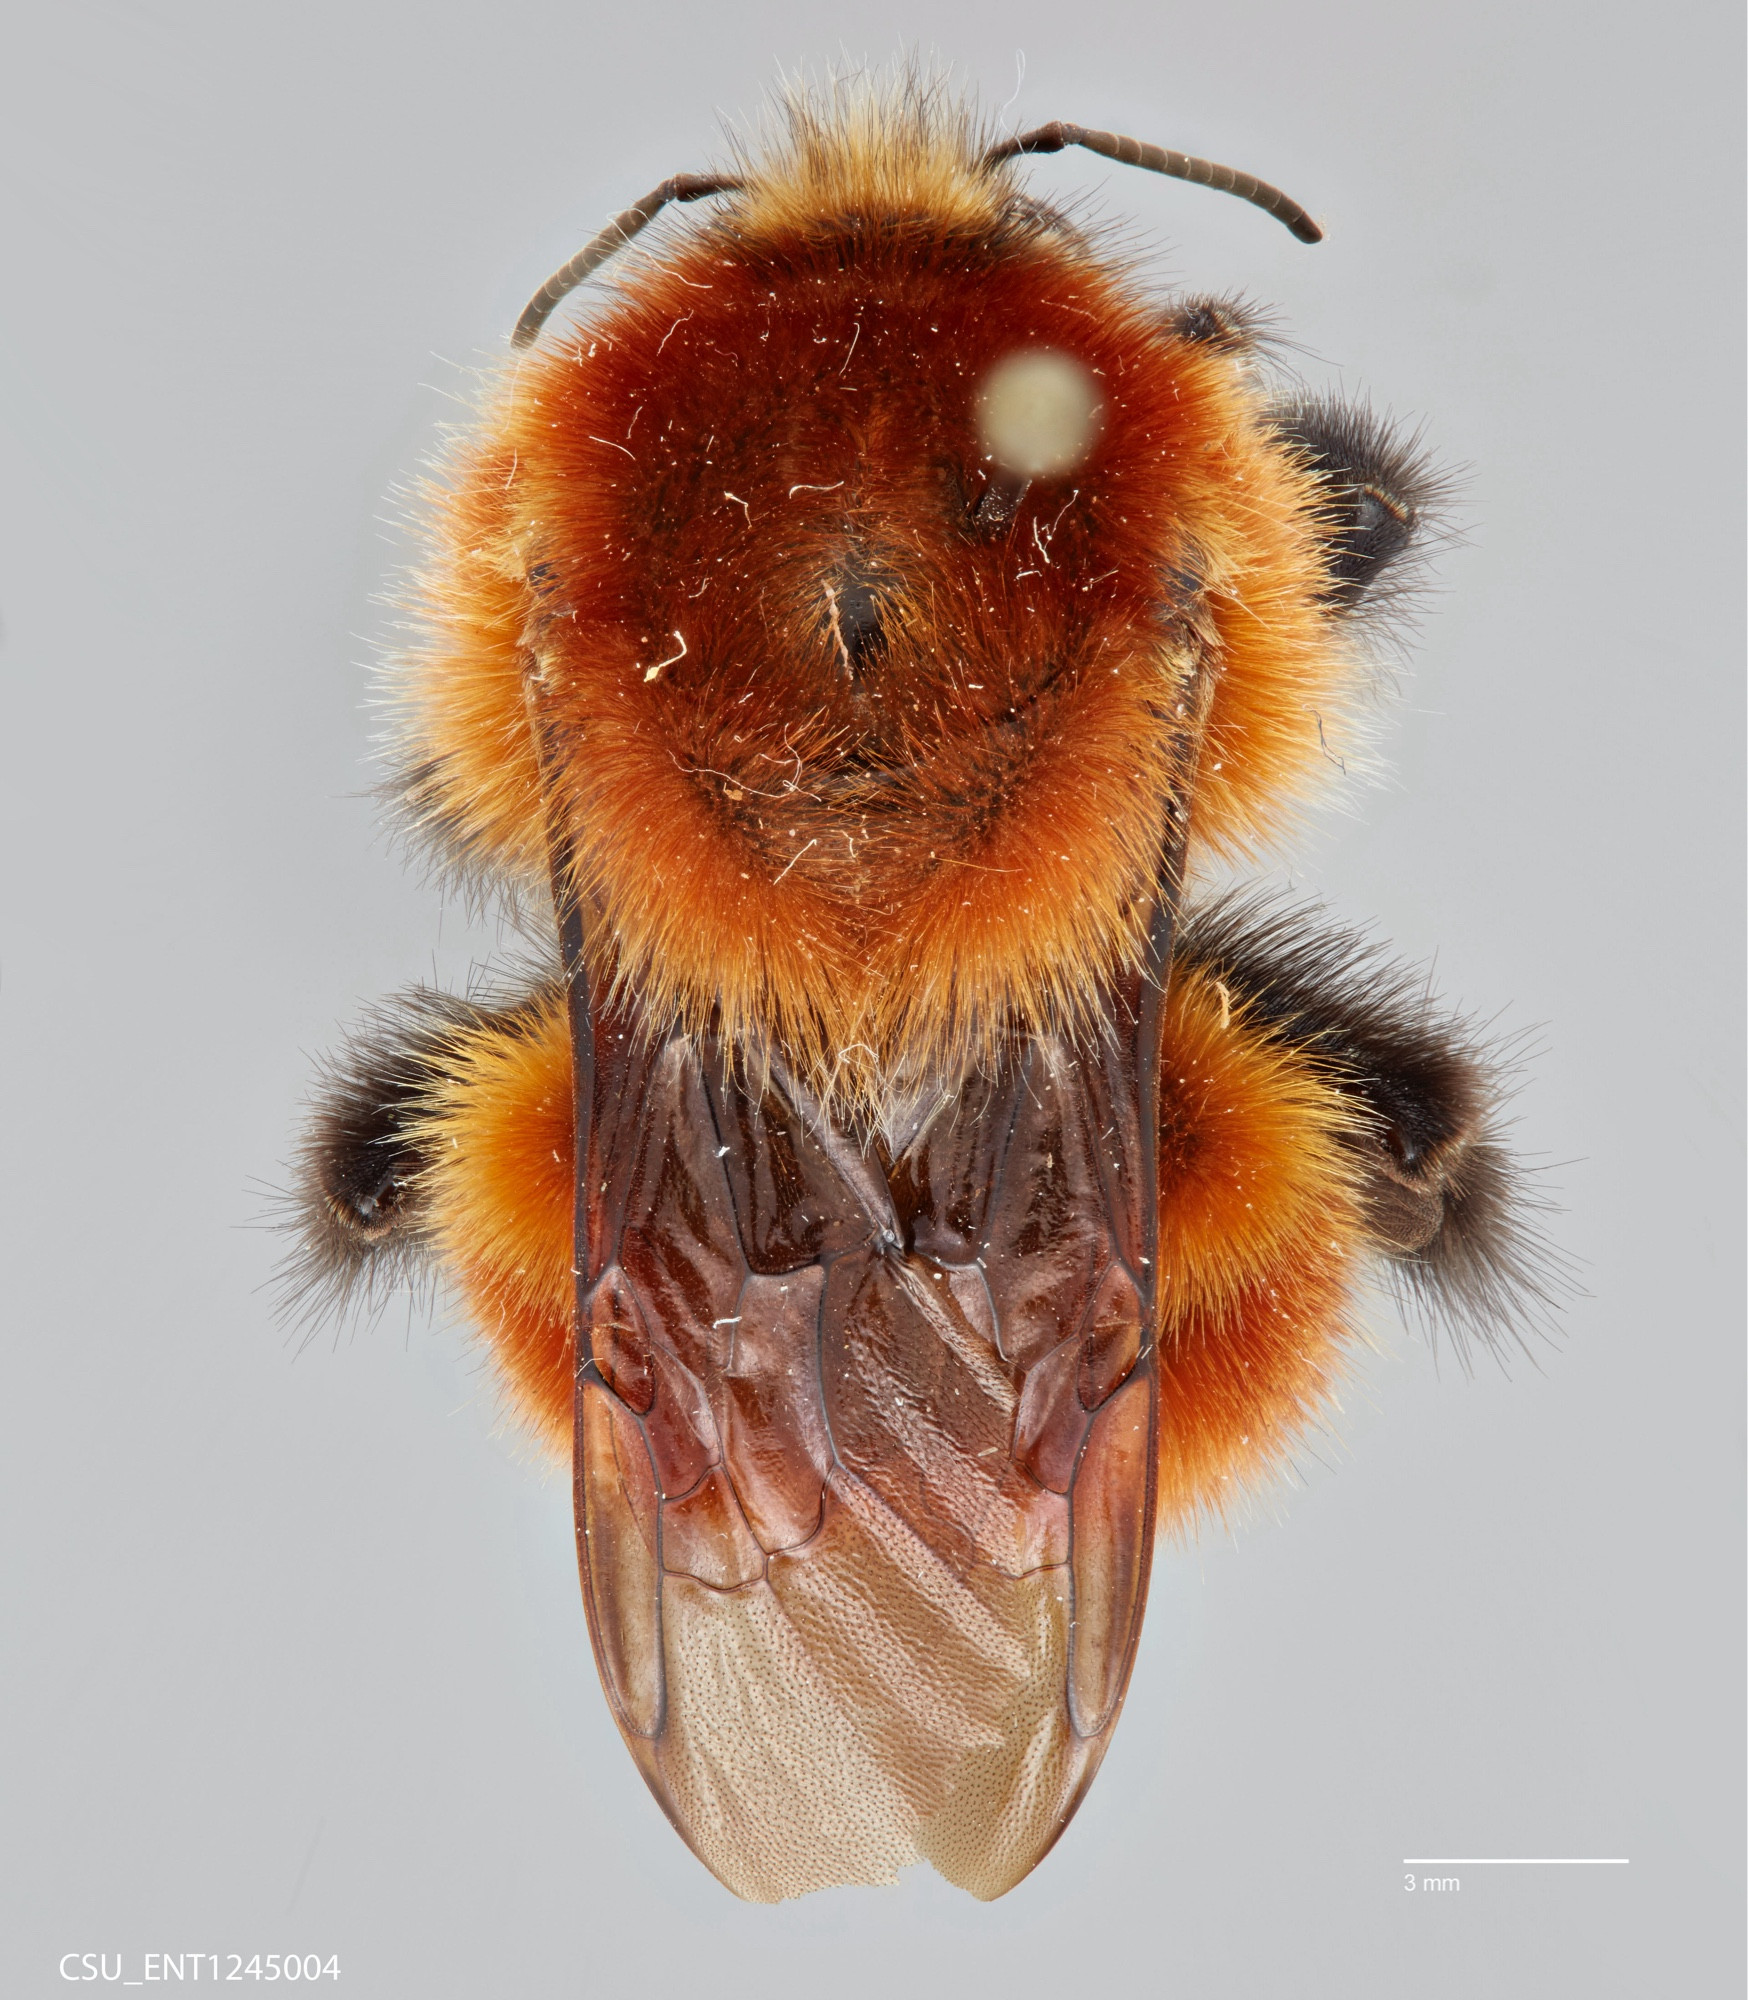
[288,83,1550,1903]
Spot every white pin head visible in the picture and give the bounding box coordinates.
[975,349,1103,478]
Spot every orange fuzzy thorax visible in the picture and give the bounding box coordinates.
[395,104,1360,1109]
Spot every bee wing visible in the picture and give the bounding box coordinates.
[573,996,1159,1903]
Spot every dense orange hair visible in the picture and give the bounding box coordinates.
[391,93,1366,1119]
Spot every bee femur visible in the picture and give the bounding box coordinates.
[512,127,1319,348]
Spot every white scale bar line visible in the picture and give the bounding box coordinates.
[1401,1859,1629,1866]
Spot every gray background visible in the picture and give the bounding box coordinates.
[3,2,1741,1994]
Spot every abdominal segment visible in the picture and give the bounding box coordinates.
[571,1003,1157,1902]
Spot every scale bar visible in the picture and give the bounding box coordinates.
[1402,1859,1628,1866]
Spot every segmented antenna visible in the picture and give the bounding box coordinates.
[986,123,1323,244]
[511,126,1320,345]
[512,173,742,347]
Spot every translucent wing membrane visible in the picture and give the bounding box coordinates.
[571,980,1161,1900]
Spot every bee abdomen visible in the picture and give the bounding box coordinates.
[1175,891,1564,1360]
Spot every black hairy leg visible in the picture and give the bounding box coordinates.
[278,987,524,1325]
[1175,892,1563,1359]
[1268,397,1446,609]
[1166,293,1273,354]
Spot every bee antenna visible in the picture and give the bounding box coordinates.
[986,123,1323,245]
[512,173,744,347]
[510,127,1319,347]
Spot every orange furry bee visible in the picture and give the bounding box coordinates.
[288,83,1551,1902]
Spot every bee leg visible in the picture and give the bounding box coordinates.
[1267,397,1445,608]
[281,991,473,1312]
[281,980,576,1452]
[1165,293,1271,354]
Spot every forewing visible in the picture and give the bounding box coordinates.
[572,999,1159,1902]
